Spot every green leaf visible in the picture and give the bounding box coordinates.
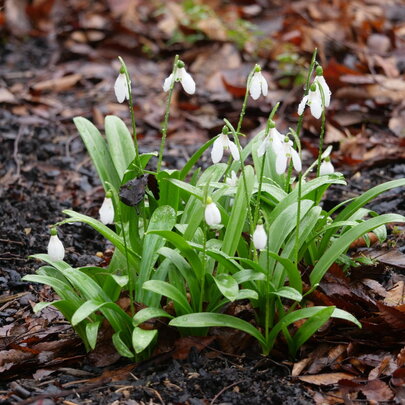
[136,205,177,303]
[132,327,157,354]
[310,214,405,286]
[33,300,62,314]
[213,274,239,302]
[112,332,134,358]
[133,307,173,327]
[142,280,193,315]
[86,321,101,350]
[233,269,266,284]
[290,307,334,356]
[104,115,135,180]
[73,117,120,191]
[270,287,302,301]
[169,313,266,346]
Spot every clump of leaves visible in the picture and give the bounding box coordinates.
[24,50,405,360]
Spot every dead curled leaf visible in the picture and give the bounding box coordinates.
[298,372,356,385]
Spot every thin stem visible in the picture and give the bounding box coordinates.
[118,56,141,172]
[120,216,134,315]
[157,55,179,172]
[200,223,208,312]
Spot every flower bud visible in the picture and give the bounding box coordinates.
[205,200,221,227]
[99,196,115,225]
[253,224,267,250]
[47,229,65,261]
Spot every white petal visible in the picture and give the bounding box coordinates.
[226,171,238,187]
[260,74,268,96]
[47,235,65,261]
[99,197,115,225]
[178,68,196,95]
[163,73,173,92]
[205,202,221,226]
[297,95,308,115]
[114,74,128,103]
[275,151,288,175]
[290,148,302,172]
[271,133,283,155]
[270,127,284,142]
[253,224,267,250]
[249,72,261,100]
[320,160,334,175]
[316,76,331,107]
[211,136,224,163]
[257,136,269,157]
[228,140,240,161]
[309,91,323,119]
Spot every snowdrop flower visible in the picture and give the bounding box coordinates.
[298,66,331,119]
[257,122,285,157]
[249,65,268,100]
[99,193,115,225]
[211,127,240,164]
[273,136,302,175]
[47,228,65,261]
[253,224,267,250]
[114,68,130,103]
[226,171,238,187]
[320,157,335,175]
[205,197,221,227]
[163,60,195,95]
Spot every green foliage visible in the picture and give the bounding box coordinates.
[25,53,405,362]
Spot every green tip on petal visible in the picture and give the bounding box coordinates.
[50,227,58,236]
[310,83,317,92]
[315,66,323,76]
[177,60,185,68]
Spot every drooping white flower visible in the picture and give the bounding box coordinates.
[319,158,335,175]
[273,136,302,175]
[249,69,268,100]
[253,224,267,250]
[99,196,115,225]
[47,230,65,261]
[114,72,130,103]
[211,133,240,164]
[163,63,196,95]
[226,171,238,187]
[205,200,221,227]
[257,126,284,157]
[297,66,331,119]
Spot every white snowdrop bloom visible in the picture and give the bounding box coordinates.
[99,196,115,225]
[249,70,268,100]
[257,127,284,157]
[163,66,196,95]
[47,231,65,261]
[114,73,130,103]
[226,171,238,187]
[205,200,221,227]
[298,68,331,119]
[319,158,335,175]
[211,133,240,164]
[273,137,302,175]
[253,224,267,250]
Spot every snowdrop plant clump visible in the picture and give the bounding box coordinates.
[25,51,405,359]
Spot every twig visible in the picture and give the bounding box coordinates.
[210,380,244,405]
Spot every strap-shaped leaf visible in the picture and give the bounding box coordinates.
[133,307,173,327]
[132,327,157,354]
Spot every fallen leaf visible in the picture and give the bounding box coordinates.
[298,372,356,386]
[384,282,405,307]
[362,379,394,402]
[31,74,82,93]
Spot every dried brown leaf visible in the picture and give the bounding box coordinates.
[298,372,356,386]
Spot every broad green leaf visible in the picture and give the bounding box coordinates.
[112,332,134,358]
[133,307,173,327]
[168,178,204,200]
[213,274,239,302]
[233,269,266,284]
[142,280,193,315]
[158,170,180,209]
[310,214,405,286]
[169,313,266,346]
[33,300,62,314]
[104,115,135,180]
[86,321,101,350]
[270,287,302,301]
[73,117,120,190]
[132,327,157,354]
